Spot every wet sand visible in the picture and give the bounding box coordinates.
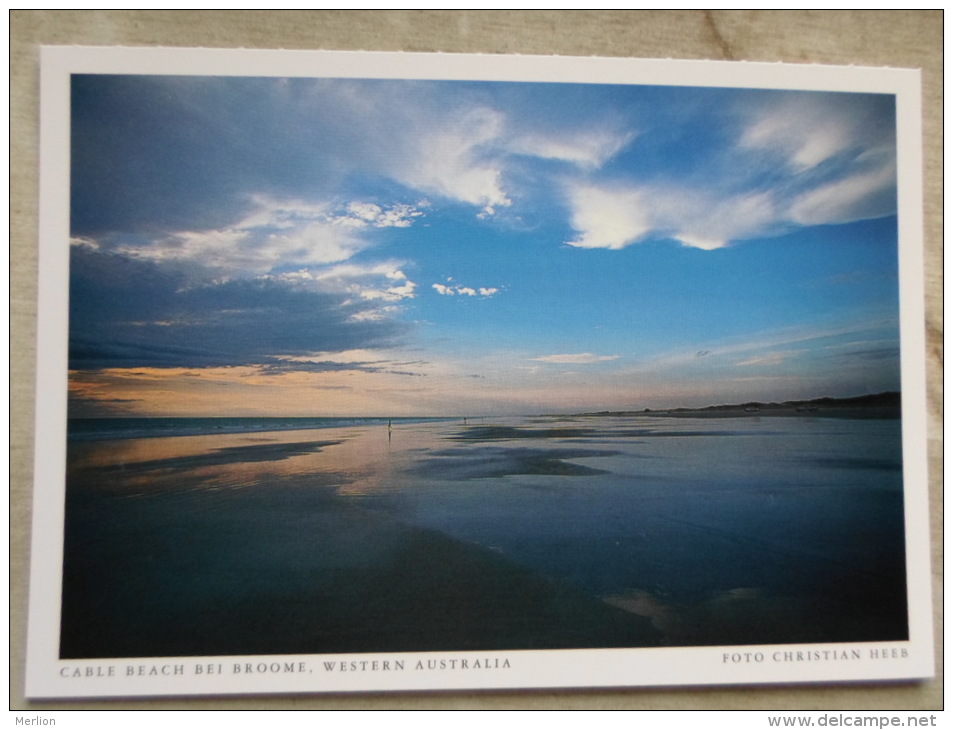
[60,423,659,658]
[60,415,908,658]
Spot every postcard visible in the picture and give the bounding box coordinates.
[26,46,933,699]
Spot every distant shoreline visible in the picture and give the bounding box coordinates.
[576,392,901,420]
[66,393,903,436]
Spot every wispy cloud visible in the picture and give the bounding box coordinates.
[735,350,803,367]
[92,196,427,281]
[741,100,851,171]
[259,357,425,377]
[668,191,778,250]
[390,107,511,217]
[615,317,900,379]
[562,92,896,252]
[739,94,894,172]
[564,183,778,251]
[269,262,419,303]
[788,156,897,226]
[508,127,635,168]
[530,353,620,364]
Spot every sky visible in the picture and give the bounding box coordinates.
[67,74,902,417]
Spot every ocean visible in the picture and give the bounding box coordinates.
[66,416,451,442]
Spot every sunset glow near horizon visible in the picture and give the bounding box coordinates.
[68,75,901,418]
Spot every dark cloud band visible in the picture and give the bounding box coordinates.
[69,248,407,370]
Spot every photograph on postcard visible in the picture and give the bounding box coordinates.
[27,47,931,698]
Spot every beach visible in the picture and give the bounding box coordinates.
[60,414,908,659]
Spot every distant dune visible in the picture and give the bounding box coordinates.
[579,391,901,419]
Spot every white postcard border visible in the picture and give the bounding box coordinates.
[26,46,933,699]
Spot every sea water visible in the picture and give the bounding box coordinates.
[67,415,449,442]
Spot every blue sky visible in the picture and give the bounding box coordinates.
[68,74,901,417]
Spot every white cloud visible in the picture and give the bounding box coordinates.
[338,201,424,228]
[565,183,778,252]
[667,191,778,250]
[565,185,651,250]
[258,222,364,267]
[509,128,635,168]
[432,281,499,298]
[733,95,898,232]
[70,236,101,251]
[346,202,383,222]
[368,88,893,251]
[673,234,728,251]
[115,193,425,318]
[528,95,886,253]
[358,281,418,301]
[531,353,620,364]
[233,196,328,230]
[348,308,398,322]
[735,351,801,367]
[304,261,418,302]
[393,108,511,217]
[741,98,855,171]
[108,197,425,280]
[562,146,892,252]
[313,262,410,282]
[115,227,252,265]
[788,158,897,226]
[626,318,897,377]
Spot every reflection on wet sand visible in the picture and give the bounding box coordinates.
[61,415,907,658]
